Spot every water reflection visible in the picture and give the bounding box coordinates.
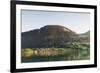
[22,48,70,57]
[21,47,90,63]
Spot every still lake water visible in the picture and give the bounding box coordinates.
[21,47,90,63]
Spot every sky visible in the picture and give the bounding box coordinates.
[21,10,90,34]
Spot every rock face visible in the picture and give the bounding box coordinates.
[21,25,89,48]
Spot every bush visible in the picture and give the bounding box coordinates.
[21,48,33,57]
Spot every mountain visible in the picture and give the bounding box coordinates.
[79,31,90,37]
[78,31,90,42]
[21,25,89,48]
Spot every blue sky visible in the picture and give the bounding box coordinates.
[21,10,90,34]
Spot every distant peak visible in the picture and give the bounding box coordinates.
[41,25,69,29]
[44,25,63,27]
[22,25,77,34]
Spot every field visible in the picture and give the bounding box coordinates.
[21,43,90,63]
